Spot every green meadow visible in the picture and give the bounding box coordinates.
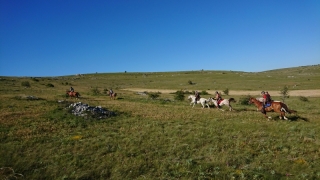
[1,65,320,179]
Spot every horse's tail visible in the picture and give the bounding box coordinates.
[280,102,297,114]
[229,98,236,103]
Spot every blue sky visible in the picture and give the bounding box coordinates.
[1,0,319,77]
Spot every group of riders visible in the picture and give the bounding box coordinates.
[194,90,272,110]
[70,86,272,109]
[69,87,114,97]
[194,90,223,108]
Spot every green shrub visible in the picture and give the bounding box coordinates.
[280,86,290,103]
[91,87,100,95]
[223,88,229,95]
[238,96,250,105]
[188,80,193,85]
[201,90,209,95]
[148,92,160,99]
[32,78,39,82]
[21,81,30,87]
[299,96,308,102]
[46,83,54,87]
[174,90,185,101]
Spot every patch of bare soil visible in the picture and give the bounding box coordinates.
[122,88,320,97]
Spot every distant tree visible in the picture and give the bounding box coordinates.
[223,88,229,95]
[280,86,290,103]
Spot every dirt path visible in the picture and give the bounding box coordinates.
[122,88,320,97]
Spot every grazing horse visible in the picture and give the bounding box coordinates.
[188,95,212,108]
[211,98,236,111]
[66,90,80,98]
[108,92,117,100]
[249,97,296,120]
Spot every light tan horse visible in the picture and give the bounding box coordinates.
[249,97,296,120]
[66,90,80,98]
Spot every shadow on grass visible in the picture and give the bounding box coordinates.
[268,114,309,122]
[232,108,309,122]
[288,115,309,122]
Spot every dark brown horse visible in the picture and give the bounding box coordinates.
[108,92,117,100]
[249,97,296,120]
[66,90,80,98]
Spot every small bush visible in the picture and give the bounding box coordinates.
[32,78,39,82]
[299,96,308,102]
[174,90,185,101]
[91,87,100,95]
[201,90,209,95]
[238,96,250,105]
[46,83,54,87]
[21,81,30,87]
[223,88,229,95]
[184,90,193,94]
[148,92,160,99]
[188,80,193,85]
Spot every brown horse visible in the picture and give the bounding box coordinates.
[108,92,117,100]
[249,97,296,120]
[66,90,80,98]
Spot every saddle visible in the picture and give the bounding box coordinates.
[217,99,223,105]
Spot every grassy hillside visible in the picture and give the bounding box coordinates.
[1,65,320,179]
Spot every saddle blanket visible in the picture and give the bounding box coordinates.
[264,103,271,108]
[218,99,223,105]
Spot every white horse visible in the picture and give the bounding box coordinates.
[211,98,236,111]
[188,95,212,108]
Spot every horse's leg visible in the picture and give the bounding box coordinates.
[201,102,205,108]
[281,112,288,120]
[261,108,271,119]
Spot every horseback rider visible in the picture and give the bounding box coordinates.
[261,91,272,106]
[215,91,222,108]
[261,91,273,114]
[109,88,114,97]
[70,87,74,92]
[194,91,200,104]
[266,91,272,103]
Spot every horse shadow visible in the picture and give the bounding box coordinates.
[287,115,309,122]
[266,114,309,122]
[231,108,309,122]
